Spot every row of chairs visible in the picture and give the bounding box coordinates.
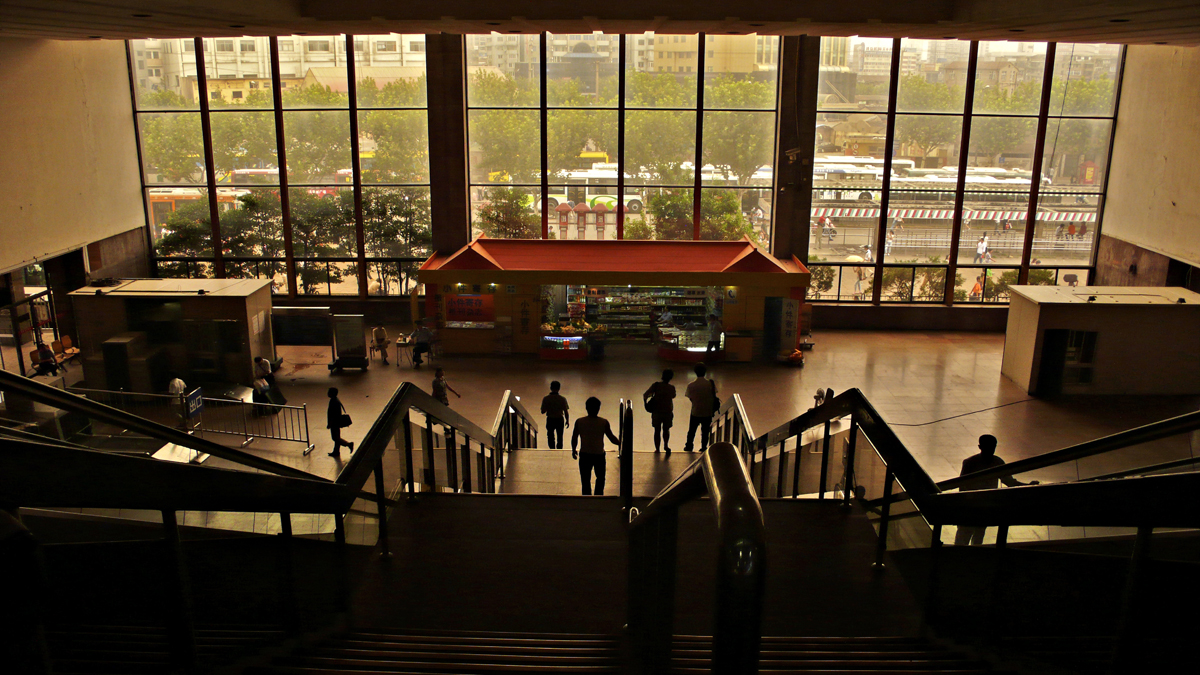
[29,335,80,375]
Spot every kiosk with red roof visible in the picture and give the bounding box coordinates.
[418,236,809,362]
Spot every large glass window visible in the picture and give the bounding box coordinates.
[134,33,431,296]
[465,32,780,242]
[808,37,1120,304]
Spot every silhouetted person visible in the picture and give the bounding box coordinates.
[643,369,677,454]
[684,364,718,453]
[954,434,1038,545]
[572,397,619,495]
[432,368,460,406]
[327,387,354,457]
[541,380,570,449]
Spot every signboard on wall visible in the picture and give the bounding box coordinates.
[446,294,495,322]
[779,298,800,351]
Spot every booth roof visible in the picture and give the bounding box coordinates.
[420,236,807,275]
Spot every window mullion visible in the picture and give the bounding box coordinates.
[193,37,224,277]
[693,33,707,240]
[540,33,549,240]
[345,34,367,298]
[944,41,980,305]
[1018,42,1059,284]
[269,36,298,297]
[871,39,902,304]
[617,34,627,240]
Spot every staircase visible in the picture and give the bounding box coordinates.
[45,624,285,674]
[241,630,1000,674]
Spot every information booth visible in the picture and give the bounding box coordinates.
[417,237,809,363]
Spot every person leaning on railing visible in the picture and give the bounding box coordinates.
[954,434,1039,546]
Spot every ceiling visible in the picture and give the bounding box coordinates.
[1,0,1198,45]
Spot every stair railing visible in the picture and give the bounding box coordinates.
[627,442,766,674]
[619,400,634,513]
[489,390,540,478]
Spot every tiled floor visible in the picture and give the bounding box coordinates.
[264,329,1199,492]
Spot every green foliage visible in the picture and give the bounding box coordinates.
[969,81,1040,162]
[645,189,758,243]
[623,220,654,240]
[476,187,540,239]
[892,77,963,161]
[139,89,192,109]
[805,256,836,296]
[988,267,1055,301]
[360,187,432,293]
[141,113,204,182]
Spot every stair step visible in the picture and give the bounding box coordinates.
[341,633,618,648]
[301,647,619,665]
[677,659,988,669]
[318,643,617,657]
[271,656,620,673]
[674,650,967,660]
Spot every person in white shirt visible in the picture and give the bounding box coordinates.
[974,236,988,263]
[253,356,275,387]
[411,322,435,369]
[167,376,187,396]
[704,314,724,360]
[657,308,675,326]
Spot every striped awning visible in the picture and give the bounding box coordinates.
[810,207,1097,223]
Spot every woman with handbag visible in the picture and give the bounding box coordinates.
[327,387,354,457]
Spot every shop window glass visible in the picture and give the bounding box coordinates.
[466,34,541,107]
[209,111,278,182]
[893,114,963,171]
[696,188,762,243]
[896,39,969,114]
[703,35,778,110]
[282,110,352,184]
[355,34,428,108]
[470,186,541,240]
[139,112,205,184]
[547,33,618,107]
[971,42,1047,116]
[1048,43,1121,117]
[625,34,698,108]
[701,111,774,188]
[358,110,430,183]
[149,188,213,264]
[281,35,349,109]
[547,109,618,180]
[468,109,541,184]
[216,187,284,259]
[287,187,356,258]
[131,39,199,110]
[203,35,273,108]
[1041,118,1112,189]
[955,192,1030,266]
[361,186,432,260]
[624,110,696,185]
[817,37,892,113]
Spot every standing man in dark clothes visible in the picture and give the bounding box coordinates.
[326,387,354,457]
[643,369,676,454]
[541,380,570,449]
[572,397,620,496]
[954,434,1038,545]
[684,364,717,453]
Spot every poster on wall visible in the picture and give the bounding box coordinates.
[446,294,496,322]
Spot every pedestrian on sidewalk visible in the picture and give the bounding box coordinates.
[572,397,620,496]
[432,368,461,406]
[643,369,677,454]
[541,380,570,449]
[954,434,1038,545]
[326,387,354,457]
[684,364,718,453]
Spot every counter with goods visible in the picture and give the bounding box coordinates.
[539,320,608,360]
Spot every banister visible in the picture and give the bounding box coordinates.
[0,368,323,482]
[925,473,1200,528]
[628,442,766,674]
[337,382,497,491]
[489,390,540,440]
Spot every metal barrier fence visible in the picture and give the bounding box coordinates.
[68,387,313,454]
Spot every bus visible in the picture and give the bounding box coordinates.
[542,166,644,212]
[146,187,249,236]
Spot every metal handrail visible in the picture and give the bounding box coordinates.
[627,443,766,674]
[0,369,322,482]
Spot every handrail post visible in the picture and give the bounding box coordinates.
[423,415,436,491]
[842,415,858,507]
[923,523,943,628]
[818,420,831,499]
[402,410,416,497]
[791,434,802,497]
[986,524,1009,643]
[301,403,314,455]
[775,438,787,499]
[160,510,197,673]
[621,402,633,513]
[628,506,679,674]
[874,468,895,568]
[461,436,473,493]
[276,512,300,635]
[1113,525,1153,670]
[757,436,768,495]
[373,457,392,558]
[446,428,459,492]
